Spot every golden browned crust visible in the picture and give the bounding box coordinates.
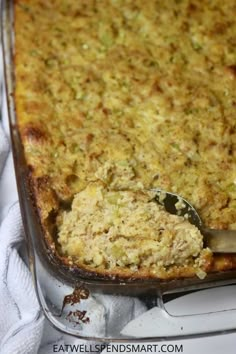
[14,0,236,280]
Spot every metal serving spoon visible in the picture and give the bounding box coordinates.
[153,189,236,253]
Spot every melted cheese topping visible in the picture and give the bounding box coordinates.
[14,0,236,278]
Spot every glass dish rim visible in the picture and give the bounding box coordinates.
[2,0,236,341]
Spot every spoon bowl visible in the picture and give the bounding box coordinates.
[152,188,236,253]
[153,189,202,228]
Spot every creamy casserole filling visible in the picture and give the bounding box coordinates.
[58,184,210,278]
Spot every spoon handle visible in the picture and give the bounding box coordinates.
[203,228,236,253]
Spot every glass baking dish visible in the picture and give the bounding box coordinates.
[2,0,236,341]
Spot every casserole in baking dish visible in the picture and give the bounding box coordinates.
[14,0,236,280]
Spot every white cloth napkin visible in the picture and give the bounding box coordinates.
[0,52,147,353]
[0,82,44,353]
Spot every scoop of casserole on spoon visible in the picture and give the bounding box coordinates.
[153,189,236,253]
